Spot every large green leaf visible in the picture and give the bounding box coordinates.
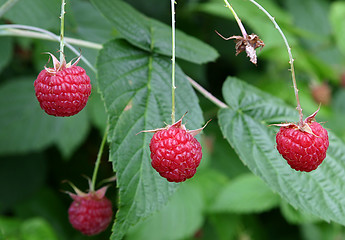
[96,39,204,240]
[218,77,345,225]
[330,1,345,56]
[0,78,90,157]
[127,181,204,240]
[210,173,280,213]
[90,0,219,64]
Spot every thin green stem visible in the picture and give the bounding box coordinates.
[0,25,97,72]
[59,0,66,63]
[171,0,176,124]
[91,128,108,191]
[247,0,303,126]
[223,0,247,37]
[0,27,102,49]
[0,0,19,18]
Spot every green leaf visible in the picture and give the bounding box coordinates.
[0,78,90,156]
[190,169,229,207]
[97,39,204,240]
[3,0,60,30]
[206,214,240,240]
[127,182,204,240]
[218,77,345,225]
[0,217,58,240]
[206,122,249,179]
[300,222,345,240]
[0,216,22,238]
[285,0,341,70]
[280,200,320,224]
[210,173,280,213]
[20,218,58,240]
[330,1,345,56]
[285,0,331,36]
[54,109,90,158]
[90,0,218,64]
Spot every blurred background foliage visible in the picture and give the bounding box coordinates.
[0,0,345,239]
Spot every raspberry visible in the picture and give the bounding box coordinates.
[150,126,202,182]
[276,121,329,172]
[67,184,113,236]
[34,53,91,117]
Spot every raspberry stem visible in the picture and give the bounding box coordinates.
[171,0,176,124]
[187,76,228,109]
[246,0,303,127]
[91,127,108,192]
[59,0,66,63]
[223,0,247,38]
[0,25,97,72]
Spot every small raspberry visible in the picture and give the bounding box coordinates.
[150,126,202,182]
[66,181,113,236]
[34,53,91,117]
[275,111,329,172]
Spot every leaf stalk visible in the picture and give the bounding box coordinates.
[223,0,247,38]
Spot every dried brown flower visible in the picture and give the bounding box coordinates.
[215,31,265,65]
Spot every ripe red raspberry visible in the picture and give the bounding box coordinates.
[276,121,329,172]
[150,126,202,182]
[67,184,113,236]
[145,114,210,183]
[34,53,91,117]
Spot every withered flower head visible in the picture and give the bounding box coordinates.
[216,31,265,65]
